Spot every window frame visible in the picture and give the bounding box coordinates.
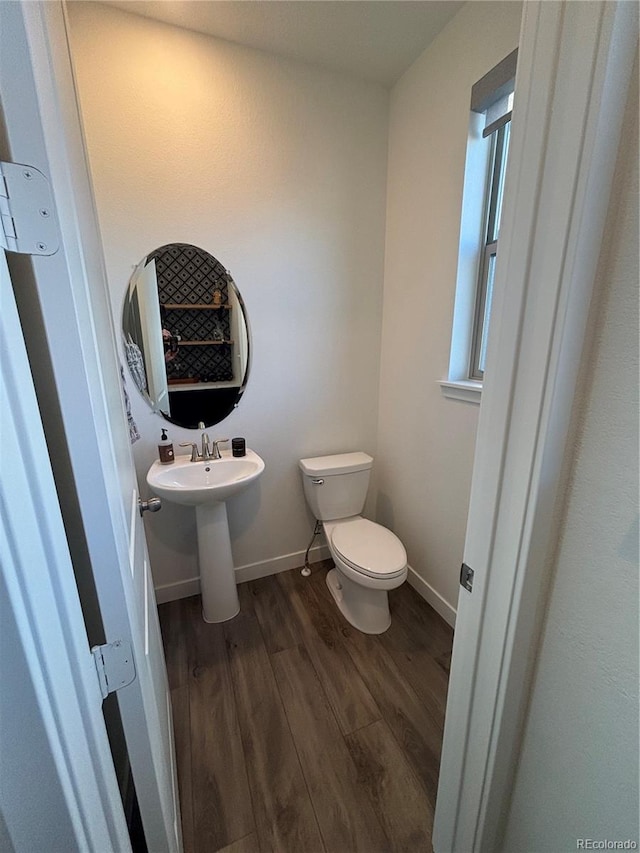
[440,49,517,403]
[469,120,510,381]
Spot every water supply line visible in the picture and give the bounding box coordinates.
[301,520,323,577]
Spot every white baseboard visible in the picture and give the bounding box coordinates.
[406,565,457,628]
[154,551,456,628]
[154,544,330,603]
[234,544,330,583]
[154,576,200,604]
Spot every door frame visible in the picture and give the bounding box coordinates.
[434,2,637,850]
[0,2,180,850]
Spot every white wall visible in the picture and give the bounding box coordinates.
[376,2,522,620]
[502,55,639,851]
[68,3,389,597]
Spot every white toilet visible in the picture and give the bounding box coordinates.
[299,452,407,634]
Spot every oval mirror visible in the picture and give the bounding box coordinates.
[122,243,250,429]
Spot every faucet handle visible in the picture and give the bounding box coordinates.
[211,438,229,459]
[197,421,206,431]
[179,441,200,462]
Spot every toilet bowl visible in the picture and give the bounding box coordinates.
[299,452,407,634]
[324,516,407,634]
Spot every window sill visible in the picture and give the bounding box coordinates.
[438,379,482,404]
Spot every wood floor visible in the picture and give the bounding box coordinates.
[158,560,453,853]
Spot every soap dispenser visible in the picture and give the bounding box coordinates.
[158,428,174,465]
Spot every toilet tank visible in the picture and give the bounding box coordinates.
[299,452,373,521]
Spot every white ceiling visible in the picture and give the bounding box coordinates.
[105,1,465,87]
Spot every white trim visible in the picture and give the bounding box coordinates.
[406,566,457,628]
[438,379,482,404]
[154,553,459,633]
[433,2,638,851]
[154,544,331,602]
[235,544,331,583]
[154,577,202,605]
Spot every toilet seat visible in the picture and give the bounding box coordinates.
[330,518,407,580]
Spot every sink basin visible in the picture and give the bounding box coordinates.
[147,449,265,506]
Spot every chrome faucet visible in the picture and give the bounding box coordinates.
[181,425,228,462]
[198,422,213,461]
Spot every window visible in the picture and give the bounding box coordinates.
[441,49,517,403]
[469,115,511,380]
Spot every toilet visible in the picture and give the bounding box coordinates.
[299,452,407,634]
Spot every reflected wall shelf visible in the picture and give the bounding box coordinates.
[177,340,234,347]
[164,303,231,310]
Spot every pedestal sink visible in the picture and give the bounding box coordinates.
[147,450,264,623]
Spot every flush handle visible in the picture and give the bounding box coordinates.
[311,478,324,485]
[139,497,162,516]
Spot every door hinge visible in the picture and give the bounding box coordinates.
[0,161,59,255]
[460,562,474,593]
[91,640,136,700]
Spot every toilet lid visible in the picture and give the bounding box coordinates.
[331,518,407,579]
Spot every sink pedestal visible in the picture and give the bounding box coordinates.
[196,501,239,623]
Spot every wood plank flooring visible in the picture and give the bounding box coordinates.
[158,560,453,853]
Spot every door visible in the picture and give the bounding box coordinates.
[0,3,181,851]
[1,246,132,851]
